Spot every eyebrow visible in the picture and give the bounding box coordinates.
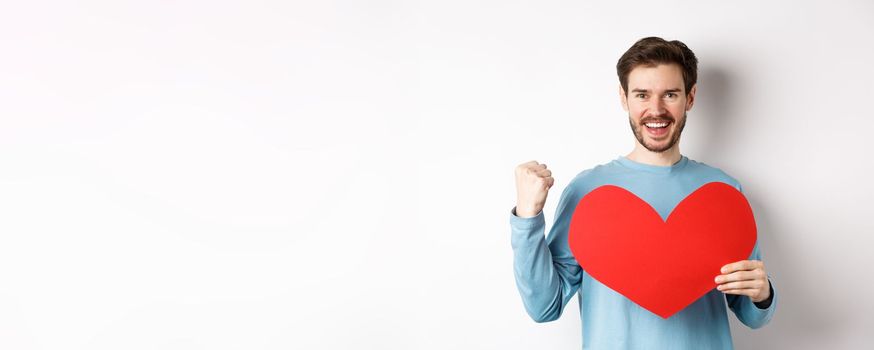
[631,88,683,93]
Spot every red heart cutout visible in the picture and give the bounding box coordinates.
[568,182,757,319]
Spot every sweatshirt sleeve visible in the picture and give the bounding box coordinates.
[725,176,777,328]
[510,183,583,323]
[725,240,777,329]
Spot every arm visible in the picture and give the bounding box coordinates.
[722,241,778,329]
[510,183,583,323]
[717,181,777,329]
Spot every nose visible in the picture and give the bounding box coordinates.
[646,98,667,117]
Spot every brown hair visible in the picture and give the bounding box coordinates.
[616,37,698,96]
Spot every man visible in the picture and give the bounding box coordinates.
[510,37,776,349]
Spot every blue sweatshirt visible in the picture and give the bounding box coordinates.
[510,155,776,349]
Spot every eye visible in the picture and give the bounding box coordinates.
[665,92,677,98]
[636,93,646,98]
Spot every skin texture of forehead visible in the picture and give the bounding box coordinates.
[627,63,685,94]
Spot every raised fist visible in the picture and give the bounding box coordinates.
[514,161,554,218]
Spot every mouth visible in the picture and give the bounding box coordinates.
[642,120,672,138]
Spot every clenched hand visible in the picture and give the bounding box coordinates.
[514,161,554,218]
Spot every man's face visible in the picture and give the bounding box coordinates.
[620,63,696,153]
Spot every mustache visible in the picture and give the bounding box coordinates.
[640,115,675,124]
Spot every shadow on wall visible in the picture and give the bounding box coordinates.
[692,67,734,161]
[695,66,841,349]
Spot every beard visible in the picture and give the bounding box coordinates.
[628,112,687,153]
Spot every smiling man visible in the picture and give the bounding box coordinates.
[510,37,776,349]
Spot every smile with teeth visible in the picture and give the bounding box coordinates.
[644,121,670,128]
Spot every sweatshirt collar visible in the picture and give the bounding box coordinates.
[616,155,689,174]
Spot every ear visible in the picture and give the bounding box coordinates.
[685,84,697,111]
[619,84,628,112]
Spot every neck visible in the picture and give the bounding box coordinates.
[626,143,682,167]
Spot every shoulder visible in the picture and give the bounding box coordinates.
[684,157,744,192]
[561,159,621,199]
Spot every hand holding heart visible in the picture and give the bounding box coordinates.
[514,161,555,218]
[568,182,760,318]
[715,260,771,303]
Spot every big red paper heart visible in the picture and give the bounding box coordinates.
[568,182,756,319]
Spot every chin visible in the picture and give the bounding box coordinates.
[644,138,676,153]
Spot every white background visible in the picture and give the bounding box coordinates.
[1,0,872,349]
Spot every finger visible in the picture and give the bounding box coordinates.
[516,161,538,176]
[535,169,552,177]
[715,270,758,284]
[718,288,758,298]
[720,260,763,274]
[517,161,539,173]
[518,161,537,171]
[526,164,547,174]
[716,280,763,291]
[521,166,539,177]
[545,177,555,188]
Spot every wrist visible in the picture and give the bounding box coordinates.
[514,203,541,218]
[753,280,774,308]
